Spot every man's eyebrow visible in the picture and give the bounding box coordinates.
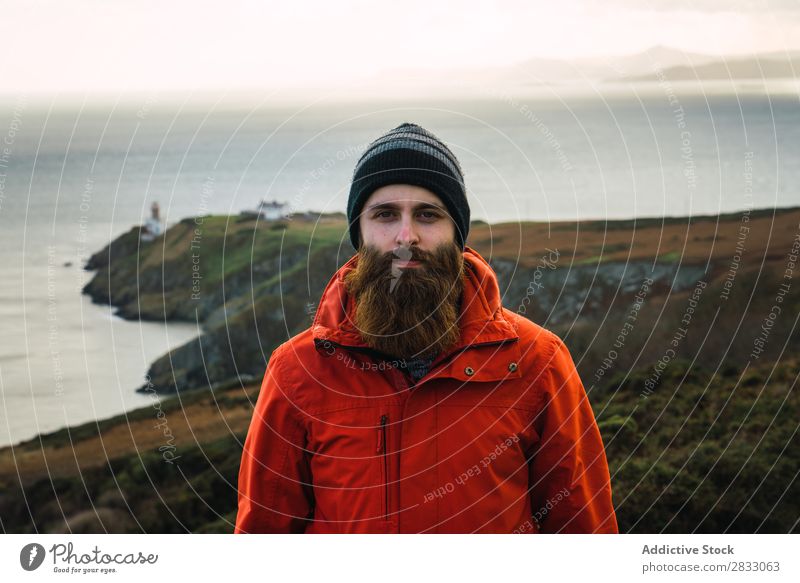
[366,202,447,212]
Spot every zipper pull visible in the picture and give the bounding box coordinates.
[376,414,388,453]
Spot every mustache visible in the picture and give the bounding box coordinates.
[392,246,428,260]
[367,246,448,273]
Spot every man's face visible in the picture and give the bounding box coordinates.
[345,185,464,360]
[357,184,457,262]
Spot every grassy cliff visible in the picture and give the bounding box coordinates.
[82,206,800,394]
[83,214,347,393]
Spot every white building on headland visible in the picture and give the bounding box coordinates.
[141,202,163,242]
[240,200,292,221]
[243,199,291,221]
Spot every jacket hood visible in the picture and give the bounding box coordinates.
[311,245,519,352]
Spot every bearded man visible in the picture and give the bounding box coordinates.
[235,123,618,534]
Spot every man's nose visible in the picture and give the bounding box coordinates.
[395,214,419,247]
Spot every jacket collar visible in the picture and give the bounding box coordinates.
[311,245,519,354]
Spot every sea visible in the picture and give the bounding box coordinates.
[0,83,798,447]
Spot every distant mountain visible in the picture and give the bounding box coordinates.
[365,45,717,88]
[624,55,800,82]
[505,45,719,83]
[354,46,800,96]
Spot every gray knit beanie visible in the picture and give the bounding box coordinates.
[347,122,469,250]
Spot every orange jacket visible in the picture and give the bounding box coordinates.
[235,246,618,533]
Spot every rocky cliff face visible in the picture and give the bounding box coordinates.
[490,257,707,325]
[139,244,345,394]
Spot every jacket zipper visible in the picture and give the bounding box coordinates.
[376,413,389,520]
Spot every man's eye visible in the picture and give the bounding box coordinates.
[373,210,440,220]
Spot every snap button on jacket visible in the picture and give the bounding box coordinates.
[235,246,619,533]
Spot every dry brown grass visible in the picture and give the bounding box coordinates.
[467,208,800,267]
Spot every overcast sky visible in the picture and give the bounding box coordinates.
[3,0,800,95]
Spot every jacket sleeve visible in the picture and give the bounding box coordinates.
[527,336,619,533]
[235,350,314,533]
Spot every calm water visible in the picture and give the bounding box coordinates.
[0,88,798,446]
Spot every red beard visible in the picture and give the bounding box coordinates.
[343,242,465,360]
